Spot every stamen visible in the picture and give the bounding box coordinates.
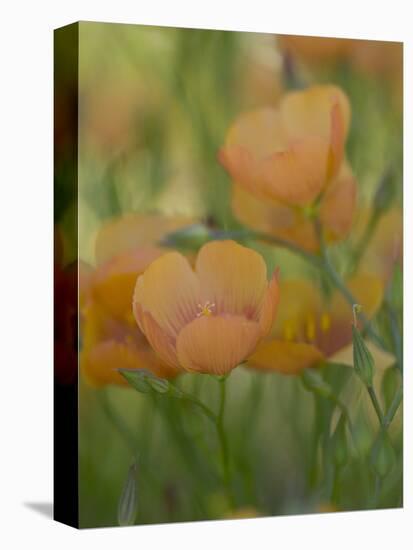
[283,320,295,341]
[197,301,216,317]
[320,312,331,333]
[306,315,316,341]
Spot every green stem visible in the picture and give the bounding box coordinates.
[349,213,380,275]
[252,231,323,268]
[386,302,403,373]
[315,221,386,351]
[216,378,234,508]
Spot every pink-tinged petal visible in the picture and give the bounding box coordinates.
[320,163,357,241]
[195,240,268,319]
[259,269,280,336]
[176,315,262,374]
[133,251,200,338]
[260,137,330,205]
[133,302,180,369]
[246,340,324,375]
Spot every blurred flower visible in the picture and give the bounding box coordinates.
[95,213,196,265]
[354,207,403,284]
[277,35,402,80]
[219,85,356,251]
[133,240,279,375]
[81,214,193,387]
[232,162,356,252]
[246,274,383,375]
[277,35,359,67]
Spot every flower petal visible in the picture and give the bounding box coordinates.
[95,213,194,265]
[320,163,357,241]
[134,251,200,338]
[258,269,280,336]
[195,240,268,319]
[133,302,180,369]
[231,185,319,252]
[280,85,350,145]
[92,247,164,319]
[260,137,330,205]
[246,340,324,375]
[176,315,262,374]
[81,341,133,387]
[225,108,288,156]
[218,145,264,199]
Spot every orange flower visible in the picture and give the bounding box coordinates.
[278,34,402,81]
[246,274,385,375]
[81,214,193,387]
[353,207,403,284]
[277,35,359,66]
[232,162,356,252]
[133,240,279,375]
[219,85,356,251]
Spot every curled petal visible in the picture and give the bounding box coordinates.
[246,340,324,375]
[259,269,280,336]
[133,252,200,338]
[195,240,268,320]
[176,315,262,375]
[133,302,180,369]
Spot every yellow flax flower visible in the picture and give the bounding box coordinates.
[218,85,356,251]
[246,274,384,375]
[133,240,279,375]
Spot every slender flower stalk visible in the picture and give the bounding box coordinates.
[216,377,234,508]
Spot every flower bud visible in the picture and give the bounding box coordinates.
[119,368,185,398]
[160,224,211,250]
[373,168,395,214]
[352,323,374,387]
[118,462,138,527]
[371,432,396,478]
[301,368,333,398]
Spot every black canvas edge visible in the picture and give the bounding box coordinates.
[53,22,79,529]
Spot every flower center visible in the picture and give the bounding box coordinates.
[197,301,215,318]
